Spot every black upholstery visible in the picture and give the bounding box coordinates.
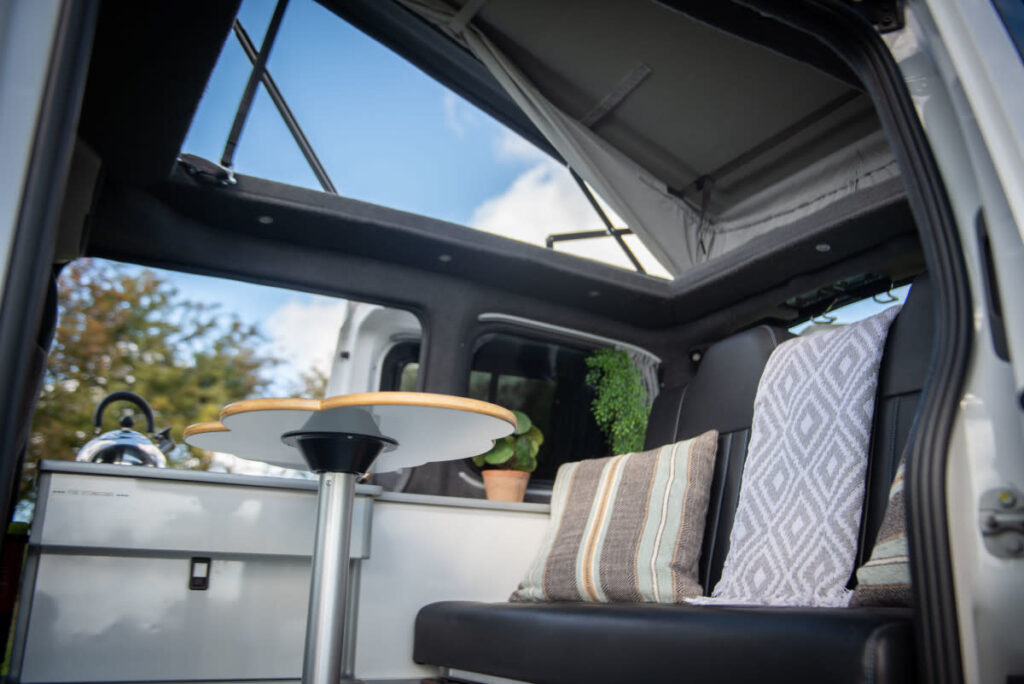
[667,325,789,439]
[856,275,934,566]
[643,384,687,449]
[644,325,789,589]
[415,281,932,684]
[416,601,913,684]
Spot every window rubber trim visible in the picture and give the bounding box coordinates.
[0,1,97,539]
[729,2,972,683]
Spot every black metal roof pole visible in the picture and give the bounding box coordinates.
[221,0,288,172]
[545,227,632,248]
[568,168,646,273]
[232,18,339,194]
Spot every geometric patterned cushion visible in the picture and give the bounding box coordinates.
[850,459,911,606]
[700,307,901,607]
[510,430,718,603]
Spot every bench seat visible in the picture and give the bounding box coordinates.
[414,277,933,684]
[415,601,913,684]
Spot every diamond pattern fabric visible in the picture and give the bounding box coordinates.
[693,307,900,607]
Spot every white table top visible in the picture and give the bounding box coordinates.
[184,392,516,472]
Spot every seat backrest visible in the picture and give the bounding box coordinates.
[645,324,790,591]
[644,274,934,594]
[855,275,934,568]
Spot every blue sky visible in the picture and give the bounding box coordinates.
[181,0,538,226]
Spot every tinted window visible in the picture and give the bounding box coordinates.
[379,342,420,392]
[469,334,608,484]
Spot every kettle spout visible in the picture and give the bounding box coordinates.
[155,426,177,456]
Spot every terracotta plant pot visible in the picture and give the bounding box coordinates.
[481,469,530,502]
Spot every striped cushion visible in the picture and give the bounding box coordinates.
[511,431,718,603]
[850,459,911,606]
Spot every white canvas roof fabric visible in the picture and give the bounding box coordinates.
[399,0,901,277]
[399,0,703,275]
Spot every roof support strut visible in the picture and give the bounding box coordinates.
[568,168,646,274]
[221,0,289,171]
[546,227,633,249]
[226,5,339,194]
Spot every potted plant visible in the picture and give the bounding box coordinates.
[585,348,650,454]
[473,410,544,502]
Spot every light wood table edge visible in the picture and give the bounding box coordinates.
[213,392,516,427]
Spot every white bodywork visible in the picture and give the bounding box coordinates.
[326,302,422,396]
[888,3,1024,682]
[0,0,64,304]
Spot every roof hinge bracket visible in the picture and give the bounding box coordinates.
[177,154,237,187]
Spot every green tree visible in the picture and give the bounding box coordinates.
[296,366,329,398]
[24,259,278,504]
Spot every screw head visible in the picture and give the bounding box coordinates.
[998,491,1018,509]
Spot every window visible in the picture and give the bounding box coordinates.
[25,257,423,520]
[788,283,911,335]
[467,334,608,484]
[182,0,669,277]
[380,342,420,393]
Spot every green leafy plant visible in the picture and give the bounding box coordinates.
[472,410,544,473]
[585,348,650,454]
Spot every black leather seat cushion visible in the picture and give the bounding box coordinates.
[643,325,790,591]
[415,601,913,684]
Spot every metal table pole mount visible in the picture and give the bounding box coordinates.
[282,409,397,684]
[283,433,394,684]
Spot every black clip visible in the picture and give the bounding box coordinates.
[189,557,211,590]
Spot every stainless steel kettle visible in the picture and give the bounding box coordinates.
[76,391,173,467]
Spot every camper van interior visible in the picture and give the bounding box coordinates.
[2,0,1023,683]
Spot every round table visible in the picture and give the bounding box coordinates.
[185,392,516,684]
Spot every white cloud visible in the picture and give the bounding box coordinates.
[442,90,483,138]
[471,159,591,244]
[494,129,548,164]
[469,157,671,277]
[442,91,463,136]
[264,297,349,387]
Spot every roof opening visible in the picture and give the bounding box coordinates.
[181,0,670,277]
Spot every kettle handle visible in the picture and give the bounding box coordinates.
[93,391,156,433]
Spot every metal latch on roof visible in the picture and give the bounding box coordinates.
[178,154,236,187]
[980,488,1024,558]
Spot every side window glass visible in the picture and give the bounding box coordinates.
[468,334,608,485]
[788,284,911,335]
[380,342,420,392]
